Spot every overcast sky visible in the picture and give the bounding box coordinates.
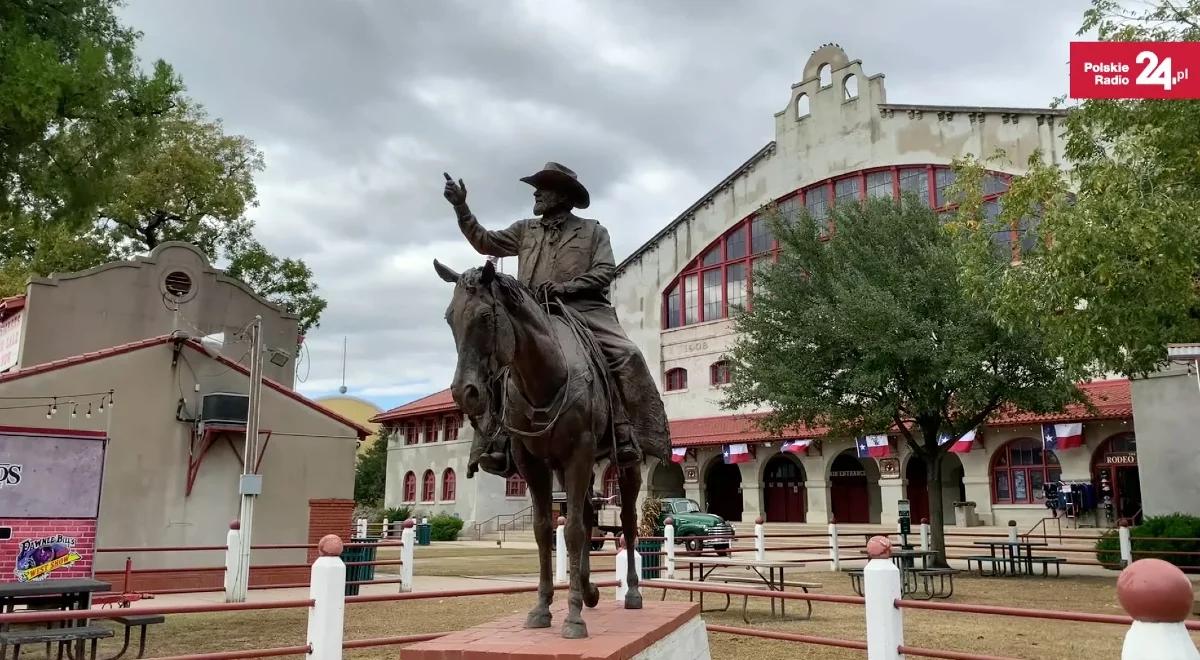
[118,0,1093,413]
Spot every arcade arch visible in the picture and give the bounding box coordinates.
[905,453,966,525]
[704,458,743,522]
[650,460,685,499]
[1092,433,1142,525]
[828,450,881,523]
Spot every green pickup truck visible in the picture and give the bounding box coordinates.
[552,493,734,553]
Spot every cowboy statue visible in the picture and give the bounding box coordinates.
[443,162,670,479]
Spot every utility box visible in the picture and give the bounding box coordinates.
[0,427,108,584]
[954,501,979,527]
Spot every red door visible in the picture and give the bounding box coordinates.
[906,457,930,523]
[830,453,870,523]
[763,457,806,522]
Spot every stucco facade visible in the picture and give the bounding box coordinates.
[608,45,1141,532]
[1129,353,1200,519]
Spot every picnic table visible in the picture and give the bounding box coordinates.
[667,556,821,622]
[0,578,112,659]
[848,549,953,598]
[968,540,1052,576]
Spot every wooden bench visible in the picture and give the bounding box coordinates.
[911,568,958,600]
[713,576,821,622]
[964,555,1007,576]
[102,614,166,659]
[1027,557,1066,577]
[0,625,113,659]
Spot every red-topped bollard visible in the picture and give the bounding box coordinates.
[1118,519,1133,567]
[318,534,343,557]
[1117,559,1199,659]
[754,516,766,560]
[229,519,240,530]
[864,534,902,658]
[828,515,841,571]
[663,517,676,578]
[309,535,346,658]
[404,518,415,529]
[399,518,415,593]
[867,535,893,559]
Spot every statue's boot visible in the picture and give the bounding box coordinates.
[614,423,641,467]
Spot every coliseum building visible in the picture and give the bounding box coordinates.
[382,45,1146,534]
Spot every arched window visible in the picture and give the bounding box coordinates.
[818,63,832,87]
[441,468,456,501]
[403,472,417,502]
[843,73,859,100]
[602,464,620,498]
[661,166,1016,329]
[421,469,436,502]
[796,93,810,118]
[506,474,528,498]
[665,368,688,391]
[991,438,1060,504]
[710,360,731,386]
[423,418,438,443]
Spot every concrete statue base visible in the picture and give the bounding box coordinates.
[401,601,710,660]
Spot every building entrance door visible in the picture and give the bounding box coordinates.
[763,456,806,522]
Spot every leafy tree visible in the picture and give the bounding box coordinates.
[0,1,328,332]
[354,431,389,508]
[722,191,1082,565]
[975,0,1200,378]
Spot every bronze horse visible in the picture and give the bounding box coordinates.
[434,258,644,639]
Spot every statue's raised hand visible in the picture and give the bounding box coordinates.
[443,172,467,206]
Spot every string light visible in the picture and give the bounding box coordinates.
[45,404,52,419]
[71,404,77,419]
[85,403,92,419]
[50,398,57,416]
[108,391,115,409]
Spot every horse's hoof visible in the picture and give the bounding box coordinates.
[624,589,643,610]
[525,610,552,629]
[584,583,600,608]
[562,620,588,639]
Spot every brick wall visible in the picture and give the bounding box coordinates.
[96,565,310,593]
[307,498,355,562]
[0,518,96,583]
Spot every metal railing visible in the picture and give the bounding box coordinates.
[472,504,534,540]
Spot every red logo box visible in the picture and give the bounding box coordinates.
[1070,41,1200,99]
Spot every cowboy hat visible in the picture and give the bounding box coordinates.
[520,162,590,209]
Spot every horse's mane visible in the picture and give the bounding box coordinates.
[462,266,542,316]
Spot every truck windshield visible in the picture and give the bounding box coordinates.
[674,500,701,513]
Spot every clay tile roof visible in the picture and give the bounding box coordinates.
[669,379,1133,447]
[371,388,458,423]
[0,294,25,318]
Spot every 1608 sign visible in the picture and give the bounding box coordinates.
[0,463,22,489]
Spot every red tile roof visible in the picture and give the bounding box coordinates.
[669,379,1133,447]
[371,388,458,423]
[0,334,371,438]
[0,294,25,318]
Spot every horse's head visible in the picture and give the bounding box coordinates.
[434,258,522,418]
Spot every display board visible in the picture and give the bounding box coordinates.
[0,427,107,583]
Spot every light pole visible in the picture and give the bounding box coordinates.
[228,315,265,602]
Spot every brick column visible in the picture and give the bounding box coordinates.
[307,499,355,562]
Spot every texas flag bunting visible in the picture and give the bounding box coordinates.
[856,434,892,458]
[781,439,812,454]
[723,443,752,464]
[670,447,687,464]
[938,428,977,454]
[1042,422,1084,451]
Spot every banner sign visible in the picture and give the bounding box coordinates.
[0,431,105,518]
[1070,41,1200,99]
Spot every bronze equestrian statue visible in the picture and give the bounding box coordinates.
[434,163,671,638]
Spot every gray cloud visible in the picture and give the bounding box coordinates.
[118,0,1093,409]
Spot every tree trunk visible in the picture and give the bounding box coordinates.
[926,450,949,568]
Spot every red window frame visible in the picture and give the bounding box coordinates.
[665,368,688,391]
[403,472,416,502]
[404,423,418,445]
[443,416,460,442]
[442,469,456,501]
[990,438,1061,505]
[662,165,1014,329]
[423,418,437,443]
[506,474,528,498]
[421,469,436,502]
[602,464,620,498]
[710,361,731,386]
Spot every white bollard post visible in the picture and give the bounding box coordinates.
[919,520,930,553]
[306,535,347,660]
[356,517,368,538]
[381,518,389,539]
[1007,520,1018,544]
[400,519,415,593]
[828,518,841,572]
[863,536,904,660]
[223,520,243,601]
[555,516,567,585]
[754,516,766,562]
[1119,521,1133,567]
[664,517,676,579]
[614,537,642,602]
[1118,559,1200,660]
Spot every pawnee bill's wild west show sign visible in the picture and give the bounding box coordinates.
[0,427,108,583]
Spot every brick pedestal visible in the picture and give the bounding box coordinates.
[307,498,355,563]
[401,601,709,660]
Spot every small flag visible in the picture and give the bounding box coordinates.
[723,443,751,464]
[781,439,811,454]
[670,447,687,463]
[938,428,976,454]
[856,434,891,458]
[1043,422,1083,451]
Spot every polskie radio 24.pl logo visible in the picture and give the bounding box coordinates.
[1070,41,1198,99]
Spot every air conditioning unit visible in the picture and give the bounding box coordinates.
[200,392,249,425]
